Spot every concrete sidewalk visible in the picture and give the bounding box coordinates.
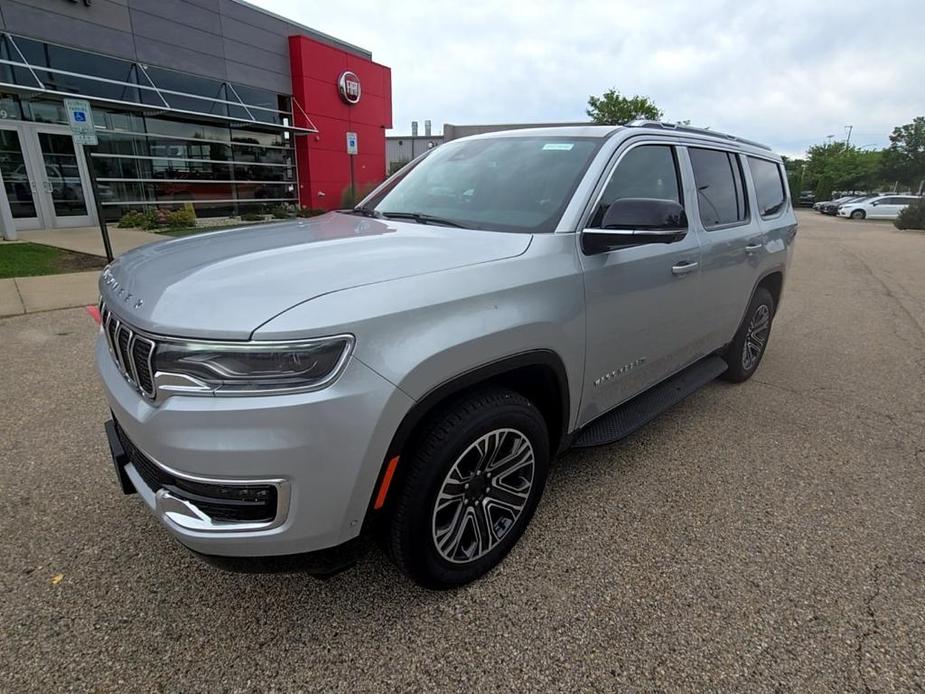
[18,226,164,258]
[0,270,100,317]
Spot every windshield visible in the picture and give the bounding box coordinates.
[364,136,602,232]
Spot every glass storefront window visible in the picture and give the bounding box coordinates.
[233,145,293,166]
[0,36,300,220]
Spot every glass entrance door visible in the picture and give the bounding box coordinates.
[0,126,43,230]
[31,128,94,228]
[0,123,95,230]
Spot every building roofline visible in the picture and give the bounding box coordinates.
[228,0,373,59]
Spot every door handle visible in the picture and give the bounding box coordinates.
[671,261,698,276]
[744,242,763,255]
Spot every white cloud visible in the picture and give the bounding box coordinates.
[254,0,925,157]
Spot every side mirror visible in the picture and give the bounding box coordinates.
[583,198,687,254]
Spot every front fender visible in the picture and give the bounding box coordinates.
[254,234,586,431]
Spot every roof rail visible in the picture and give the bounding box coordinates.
[626,120,773,151]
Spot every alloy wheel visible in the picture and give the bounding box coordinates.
[431,428,535,564]
[742,303,770,371]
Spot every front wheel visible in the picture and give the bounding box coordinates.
[850,209,866,220]
[722,286,775,383]
[387,387,549,588]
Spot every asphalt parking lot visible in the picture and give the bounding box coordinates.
[1,210,923,692]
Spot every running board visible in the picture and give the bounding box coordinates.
[572,355,728,448]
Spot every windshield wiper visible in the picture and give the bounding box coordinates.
[380,212,469,228]
[349,206,384,218]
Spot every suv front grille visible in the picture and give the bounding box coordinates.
[100,301,156,399]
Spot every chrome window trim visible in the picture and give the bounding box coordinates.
[684,145,753,231]
[745,155,790,222]
[577,136,685,233]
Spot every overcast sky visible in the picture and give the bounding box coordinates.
[255,0,924,158]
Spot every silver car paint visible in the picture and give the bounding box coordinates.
[97,125,796,557]
[103,215,532,340]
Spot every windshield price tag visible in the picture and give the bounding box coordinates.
[542,143,574,151]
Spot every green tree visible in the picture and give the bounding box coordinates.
[880,116,925,191]
[586,89,663,125]
[802,143,883,195]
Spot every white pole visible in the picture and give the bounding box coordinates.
[0,167,17,241]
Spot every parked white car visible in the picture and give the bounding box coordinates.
[837,195,920,220]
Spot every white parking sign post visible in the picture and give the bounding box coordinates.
[65,99,113,261]
[346,131,358,205]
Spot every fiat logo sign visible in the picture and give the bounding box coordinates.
[337,71,361,105]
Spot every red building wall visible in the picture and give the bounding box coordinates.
[289,36,393,211]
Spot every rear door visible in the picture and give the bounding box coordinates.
[869,197,896,219]
[682,145,761,350]
[578,140,704,423]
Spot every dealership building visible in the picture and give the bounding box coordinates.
[0,0,392,232]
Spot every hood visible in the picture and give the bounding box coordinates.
[100,213,532,339]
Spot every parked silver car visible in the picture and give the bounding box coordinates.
[97,122,796,587]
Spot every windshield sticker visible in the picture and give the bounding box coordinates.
[542,143,574,151]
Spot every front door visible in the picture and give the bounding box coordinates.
[0,123,95,230]
[578,142,704,425]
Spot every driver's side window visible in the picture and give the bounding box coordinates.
[589,145,682,228]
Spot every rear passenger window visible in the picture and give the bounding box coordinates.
[689,148,748,228]
[590,145,681,228]
[748,157,787,217]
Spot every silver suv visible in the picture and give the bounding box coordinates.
[97,123,796,588]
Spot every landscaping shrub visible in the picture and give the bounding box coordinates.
[240,212,265,222]
[164,206,197,228]
[117,210,146,228]
[894,198,925,230]
[270,204,294,219]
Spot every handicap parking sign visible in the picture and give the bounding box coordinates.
[63,98,97,146]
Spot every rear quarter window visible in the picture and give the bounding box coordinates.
[747,157,788,217]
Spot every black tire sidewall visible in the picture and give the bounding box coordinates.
[393,391,549,588]
[851,210,865,219]
[722,287,775,382]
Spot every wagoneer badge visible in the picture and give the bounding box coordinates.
[102,268,143,309]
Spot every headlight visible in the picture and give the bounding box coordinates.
[154,335,354,396]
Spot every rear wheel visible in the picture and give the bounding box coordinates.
[387,387,549,588]
[722,286,775,383]
[850,209,866,220]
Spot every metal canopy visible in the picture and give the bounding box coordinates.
[0,33,317,134]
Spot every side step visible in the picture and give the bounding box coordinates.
[572,355,727,448]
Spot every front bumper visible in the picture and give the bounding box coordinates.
[96,334,414,557]
[836,208,852,217]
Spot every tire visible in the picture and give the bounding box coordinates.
[721,286,775,383]
[387,387,550,588]
[850,209,866,220]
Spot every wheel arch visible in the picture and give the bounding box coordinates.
[757,269,784,315]
[365,350,571,520]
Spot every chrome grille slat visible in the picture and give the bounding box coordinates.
[132,336,156,398]
[100,300,157,400]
